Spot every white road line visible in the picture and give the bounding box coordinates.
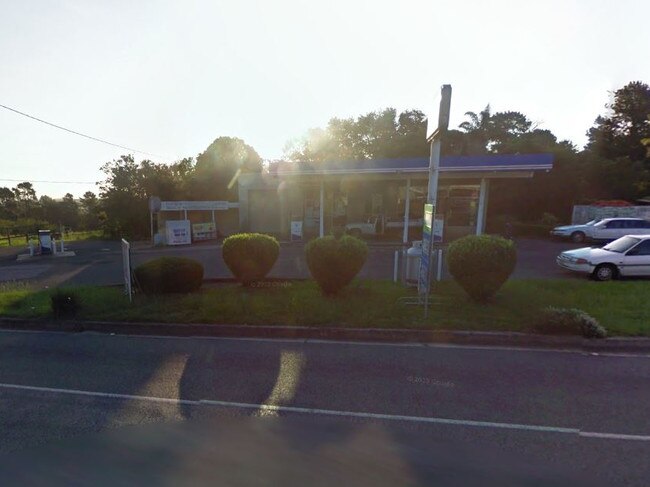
[0,382,200,406]
[2,381,650,441]
[579,431,650,441]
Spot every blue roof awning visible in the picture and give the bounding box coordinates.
[271,153,553,176]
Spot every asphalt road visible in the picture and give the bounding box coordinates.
[0,331,648,485]
[0,237,586,287]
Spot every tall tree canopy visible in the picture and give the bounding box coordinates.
[285,109,429,162]
[587,81,650,164]
[190,136,262,200]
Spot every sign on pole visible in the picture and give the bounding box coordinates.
[420,85,452,317]
[418,204,434,296]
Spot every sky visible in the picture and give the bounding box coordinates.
[1,0,649,198]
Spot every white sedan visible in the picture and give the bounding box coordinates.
[551,218,650,243]
[557,235,650,281]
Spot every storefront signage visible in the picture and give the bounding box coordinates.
[166,220,192,245]
[160,201,234,211]
[192,222,217,241]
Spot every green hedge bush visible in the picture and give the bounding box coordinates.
[222,233,280,285]
[134,257,204,294]
[51,289,80,318]
[447,234,516,302]
[305,235,368,295]
[532,307,607,338]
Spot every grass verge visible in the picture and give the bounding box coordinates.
[0,279,648,336]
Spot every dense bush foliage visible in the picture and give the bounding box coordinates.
[447,234,517,302]
[222,233,279,285]
[532,307,607,338]
[134,257,204,294]
[51,289,80,318]
[305,235,368,295]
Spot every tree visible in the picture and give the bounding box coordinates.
[98,155,200,238]
[190,137,262,201]
[38,195,59,223]
[79,191,101,230]
[458,104,492,153]
[586,81,650,200]
[0,187,17,220]
[99,155,148,238]
[12,182,38,219]
[587,81,650,164]
[459,106,535,153]
[59,193,80,229]
[285,108,429,163]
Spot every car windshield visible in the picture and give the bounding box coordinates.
[585,219,599,226]
[603,236,641,253]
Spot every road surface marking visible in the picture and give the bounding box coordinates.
[256,350,305,417]
[2,381,650,441]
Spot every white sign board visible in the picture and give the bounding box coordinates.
[291,221,303,241]
[433,216,444,243]
[160,201,233,211]
[166,220,192,245]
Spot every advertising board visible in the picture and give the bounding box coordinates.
[166,220,192,245]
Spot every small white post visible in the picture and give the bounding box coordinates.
[402,177,411,244]
[319,180,324,238]
[436,248,443,281]
[183,209,188,220]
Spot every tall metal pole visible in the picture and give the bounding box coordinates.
[422,84,452,318]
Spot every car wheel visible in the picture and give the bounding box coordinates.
[349,228,362,238]
[593,264,616,282]
[570,231,586,243]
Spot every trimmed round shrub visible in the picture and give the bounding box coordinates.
[135,257,204,294]
[532,307,607,339]
[51,289,80,319]
[305,235,368,295]
[222,233,280,286]
[447,234,516,302]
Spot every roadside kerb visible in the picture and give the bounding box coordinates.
[1,317,649,353]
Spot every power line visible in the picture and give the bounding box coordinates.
[0,178,95,184]
[0,103,167,158]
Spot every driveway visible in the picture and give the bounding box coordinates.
[0,238,590,287]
